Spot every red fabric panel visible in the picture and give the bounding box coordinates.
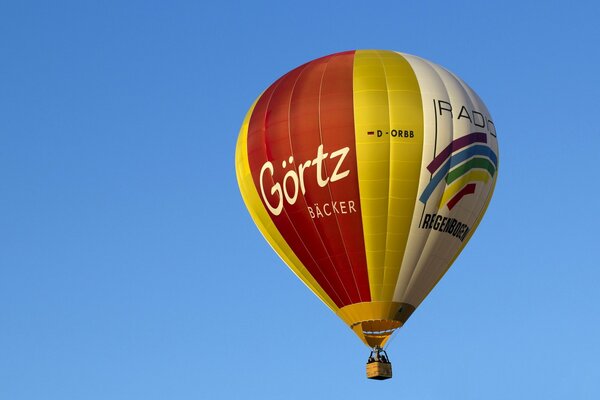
[246,52,370,307]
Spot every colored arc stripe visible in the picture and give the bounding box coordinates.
[445,157,496,185]
[419,145,498,204]
[447,183,477,210]
[427,132,488,173]
[440,170,490,206]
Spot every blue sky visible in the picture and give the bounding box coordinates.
[1,1,599,399]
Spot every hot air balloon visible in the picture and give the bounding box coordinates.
[235,50,498,380]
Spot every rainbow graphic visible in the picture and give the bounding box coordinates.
[419,132,498,210]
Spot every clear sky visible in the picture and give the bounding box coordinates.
[1,1,599,399]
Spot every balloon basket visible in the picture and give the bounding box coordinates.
[366,361,392,380]
[366,347,392,380]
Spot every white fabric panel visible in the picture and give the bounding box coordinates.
[392,53,498,307]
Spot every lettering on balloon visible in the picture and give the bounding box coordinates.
[420,213,471,242]
[307,200,357,219]
[435,99,496,137]
[377,129,414,138]
[259,144,352,217]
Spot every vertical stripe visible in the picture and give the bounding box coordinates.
[353,50,424,301]
[245,52,371,308]
[235,99,340,313]
[317,54,371,301]
[395,54,499,307]
[392,53,458,304]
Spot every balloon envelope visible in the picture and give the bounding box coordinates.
[236,50,498,348]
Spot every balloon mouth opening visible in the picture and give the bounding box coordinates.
[336,302,416,347]
[363,327,398,335]
[358,320,402,334]
[353,320,403,348]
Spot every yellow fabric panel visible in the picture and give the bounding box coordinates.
[353,50,424,301]
[235,100,339,314]
[337,301,403,326]
[353,50,391,300]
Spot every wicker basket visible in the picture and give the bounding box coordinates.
[366,362,392,380]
